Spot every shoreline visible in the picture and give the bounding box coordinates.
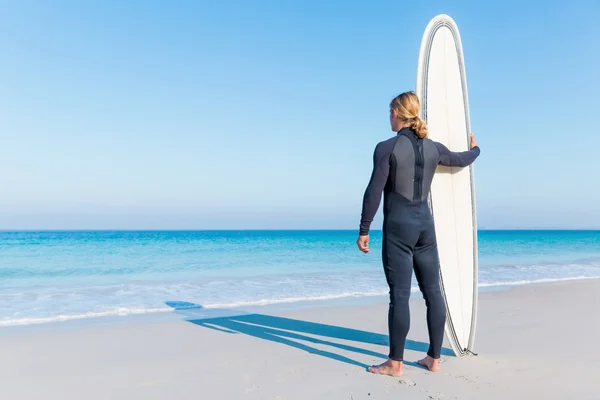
[2,275,599,331]
[4,230,600,332]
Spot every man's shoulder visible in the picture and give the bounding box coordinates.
[374,134,400,152]
[424,137,442,152]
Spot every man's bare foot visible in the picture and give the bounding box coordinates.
[417,356,440,372]
[367,359,403,377]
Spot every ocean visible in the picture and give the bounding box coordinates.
[1,230,599,327]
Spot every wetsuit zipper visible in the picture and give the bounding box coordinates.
[414,139,424,201]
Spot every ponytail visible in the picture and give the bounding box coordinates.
[411,116,428,139]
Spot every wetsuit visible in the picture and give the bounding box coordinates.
[359,126,480,361]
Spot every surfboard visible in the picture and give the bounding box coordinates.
[415,14,478,357]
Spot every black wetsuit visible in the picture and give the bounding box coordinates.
[359,126,480,361]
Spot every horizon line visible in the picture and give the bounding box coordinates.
[1,228,599,232]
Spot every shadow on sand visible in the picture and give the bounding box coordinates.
[165,301,453,370]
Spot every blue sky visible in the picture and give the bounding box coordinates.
[1,0,599,230]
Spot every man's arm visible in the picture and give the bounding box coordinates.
[359,142,391,235]
[434,141,480,167]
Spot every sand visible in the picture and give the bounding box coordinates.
[1,279,599,400]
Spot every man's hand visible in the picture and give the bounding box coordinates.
[470,133,478,149]
[357,235,370,254]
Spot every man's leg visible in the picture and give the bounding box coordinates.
[413,220,446,371]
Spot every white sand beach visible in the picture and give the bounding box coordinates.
[1,279,598,400]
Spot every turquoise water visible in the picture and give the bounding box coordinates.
[1,230,599,326]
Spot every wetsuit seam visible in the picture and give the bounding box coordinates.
[389,135,403,194]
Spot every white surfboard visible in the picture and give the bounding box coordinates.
[416,14,478,357]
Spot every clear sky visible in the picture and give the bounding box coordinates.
[1,0,599,230]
